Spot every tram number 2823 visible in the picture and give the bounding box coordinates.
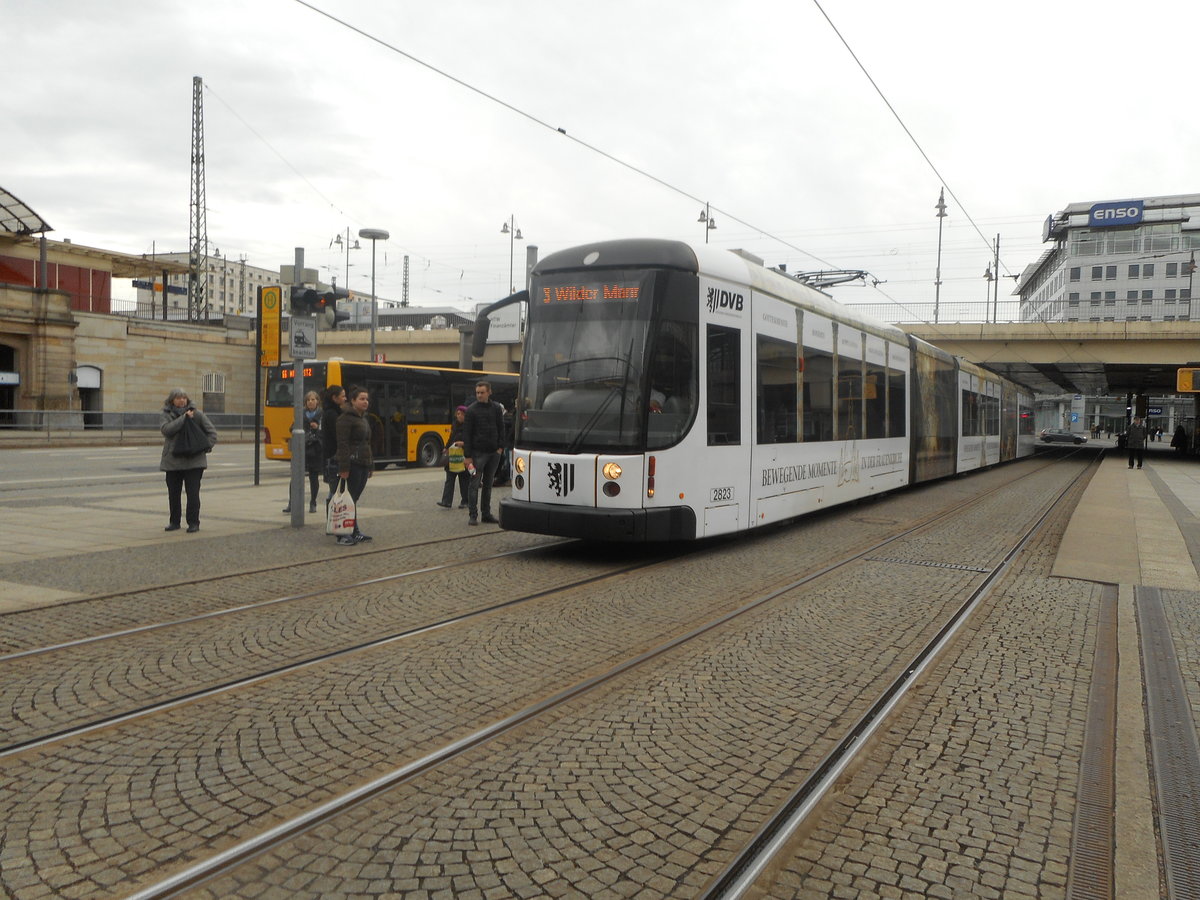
[710,486,735,503]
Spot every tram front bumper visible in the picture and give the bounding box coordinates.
[499,498,696,542]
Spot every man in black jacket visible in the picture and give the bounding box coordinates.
[463,380,505,526]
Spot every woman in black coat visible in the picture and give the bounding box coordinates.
[284,390,325,514]
[334,385,373,545]
[319,384,346,510]
[158,387,219,533]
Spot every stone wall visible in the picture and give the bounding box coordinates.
[73,313,258,414]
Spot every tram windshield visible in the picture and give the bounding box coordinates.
[517,268,697,453]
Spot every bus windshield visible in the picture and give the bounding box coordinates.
[518,269,697,452]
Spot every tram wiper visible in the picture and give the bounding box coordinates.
[565,386,621,454]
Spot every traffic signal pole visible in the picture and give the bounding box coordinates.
[290,247,306,529]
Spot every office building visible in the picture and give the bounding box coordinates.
[1018,194,1200,323]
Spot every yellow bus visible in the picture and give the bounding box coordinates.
[264,360,518,467]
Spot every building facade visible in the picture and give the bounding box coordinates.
[1018,194,1200,323]
[134,252,281,320]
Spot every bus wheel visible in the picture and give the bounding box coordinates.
[416,434,443,467]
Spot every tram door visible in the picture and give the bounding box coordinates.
[703,322,749,536]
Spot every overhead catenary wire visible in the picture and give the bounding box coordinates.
[285,0,1088,373]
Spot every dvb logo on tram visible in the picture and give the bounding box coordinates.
[706,287,744,314]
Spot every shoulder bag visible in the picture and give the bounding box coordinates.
[173,415,213,456]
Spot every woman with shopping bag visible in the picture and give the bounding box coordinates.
[333,385,373,545]
[159,387,218,533]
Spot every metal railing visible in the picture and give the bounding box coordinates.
[0,410,258,443]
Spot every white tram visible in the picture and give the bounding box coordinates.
[473,239,1036,541]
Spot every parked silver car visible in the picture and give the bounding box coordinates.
[1039,428,1087,444]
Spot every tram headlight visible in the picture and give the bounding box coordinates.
[515,456,526,475]
[602,462,623,480]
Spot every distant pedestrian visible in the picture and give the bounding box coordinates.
[335,385,373,545]
[437,405,470,509]
[463,380,505,526]
[1172,425,1188,454]
[1127,416,1147,469]
[283,390,323,514]
[320,384,346,512]
[159,387,218,533]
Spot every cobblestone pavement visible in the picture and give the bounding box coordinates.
[171,461,1090,899]
[760,471,1093,899]
[0,458,1082,899]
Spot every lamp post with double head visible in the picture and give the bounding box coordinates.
[331,228,360,289]
[698,204,717,243]
[934,188,947,325]
[359,228,389,361]
[501,216,523,294]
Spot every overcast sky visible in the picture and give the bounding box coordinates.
[5,0,1197,318]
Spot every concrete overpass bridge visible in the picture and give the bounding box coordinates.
[900,320,1200,401]
[308,318,1198,405]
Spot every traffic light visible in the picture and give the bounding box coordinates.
[289,286,318,316]
[289,286,351,328]
[313,287,352,330]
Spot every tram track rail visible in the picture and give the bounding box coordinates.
[0,453,1086,761]
[114,454,1099,900]
[0,529,563,656]
[695,452,1101,898]
[0,547,676,758]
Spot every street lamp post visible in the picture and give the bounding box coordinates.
[983,263,995,324]
[359,228,389,361]
[934,188,947,325]
[331,228,360,289]
[698,204,717,243]
[501,216,523,293]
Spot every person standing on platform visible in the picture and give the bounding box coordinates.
[463,380,505,526]
[437,405,470,509]
[284,390,323,514]
[1127,416,1147,469]
[335,385,373,545]
[1172,424,1188,455]
[159,387,218,533]
[319,384,346,512]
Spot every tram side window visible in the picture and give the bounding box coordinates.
[647,320,697,451]
[962,389,980,436]
[802,347,834,442]
[865,360,887,439]
[986,392,1000,436]
[887,366,906,438]
[757,335,797,443]
[707,325,740,445]
[838,357,864,441]
[1019,403,1035,434]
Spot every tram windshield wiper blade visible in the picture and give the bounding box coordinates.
[566,385,622,454]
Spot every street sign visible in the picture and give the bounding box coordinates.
[290,317,317,359]
[1178,368,1200,392]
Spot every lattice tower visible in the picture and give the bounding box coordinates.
[188,75,208,321]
